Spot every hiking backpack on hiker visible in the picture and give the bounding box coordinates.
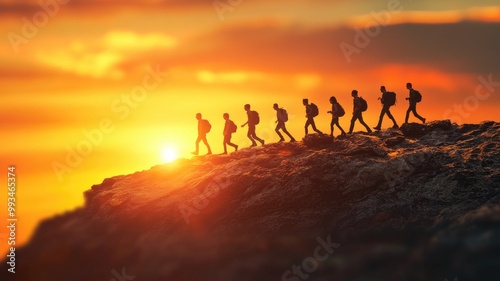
[201,119,211,133]
[335,103,345,117]
[228,120,237,133]
[359,97,368,112]
[413,90,422,103]
[278,108,289,122]
[383,91,397,106]
[310,103,319,117]
[249,110,260,125]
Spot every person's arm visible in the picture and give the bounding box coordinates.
[241,121,248,128]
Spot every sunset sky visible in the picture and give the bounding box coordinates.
[1,0,500,255]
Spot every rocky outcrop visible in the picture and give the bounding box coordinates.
[2,121,500,281]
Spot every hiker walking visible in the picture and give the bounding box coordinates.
[222,113,238,154]
[303,98,323,135]
[273,103,296,142]
[374,86,399,130]
[405,82,426,124]
[241,104,265,147]
[348,90,372,134]
[327,96,346,137]
[192,113,212,156]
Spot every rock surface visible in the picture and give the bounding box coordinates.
[2,121,500,281]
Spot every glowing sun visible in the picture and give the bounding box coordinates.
[161,147,178,163]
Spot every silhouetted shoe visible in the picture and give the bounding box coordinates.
[221,152,228,155]
[373,126,381,131]
[278,139,285,142]
[367,129,373,133]
[393,125,399,129]
[235,145,238,151]
[423,118,426,124]
[206,152,212,156]
[341,132,347,136]
[191,151,199,156]
[260,140,265,145]
[250,143,257,147]
[290,139,296,142]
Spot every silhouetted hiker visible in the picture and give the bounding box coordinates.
[348,90,372,134]
[374,86,399,130]
[405,82,426,124]
[192,113,212,156]
[303,98,323,135]
[241,104,265,147]
[273,103,296,142]
[327,96,346,137]
[222,113,238,154]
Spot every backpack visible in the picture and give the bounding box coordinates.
[201,119,211,133]
[413,90,422,103]
[335,103,345,117]
[228,120,237,133]
[249,110,260,125]
[310,103,319,117]
[278,108,289,122]
[383,91,397,106]
[359,97,368,112]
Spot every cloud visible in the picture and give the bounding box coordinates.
[150,20,500,76]
[34,31,177,79]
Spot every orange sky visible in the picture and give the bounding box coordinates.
[1,0,500,255]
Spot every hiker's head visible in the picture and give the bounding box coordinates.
[329,96,337,104]
[196,113,202,120]
[380,86,386,93]
[244,104,251,111]
[223,113,229,120]
[302,99,309,105]
[351,90,358,97]
[406,82,412,89]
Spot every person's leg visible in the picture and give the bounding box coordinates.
[252,128,265,145]
[330,118,334,136]
[413,105,426,123]
[375,107,385,129]
[281,123,295,141]
[226,134,238,151]
[275,123,285,141]
[305,119,311,135]
[223,135,229,154]
[358,113,372,133]
[247,127,257,146]
[334,117,346,135]
[202,135,212,155]
[405,106,411,123]
[349,114,357,134]
[311,118,323,134]
[386,106,398,127]
[193,136,201,155]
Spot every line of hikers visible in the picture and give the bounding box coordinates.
[192,82,426,155]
